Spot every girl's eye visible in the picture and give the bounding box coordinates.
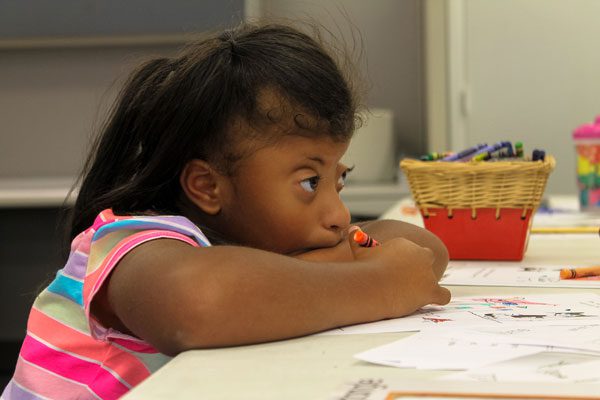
[338,167,353,189]
[300,176,320,193]
[338,171,348,188]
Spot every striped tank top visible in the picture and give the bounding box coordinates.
[1,209,210,400]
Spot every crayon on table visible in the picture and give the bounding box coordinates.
[560,266,600,279]
[353,229,380,247]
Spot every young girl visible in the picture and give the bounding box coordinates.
[2,22,450,400]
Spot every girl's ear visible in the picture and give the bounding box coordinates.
[180,159,225,215]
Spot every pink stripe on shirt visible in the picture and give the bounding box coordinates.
[27,307,150,386]
[111,337,159,354]
[21,335,130,400]
[13,355,95,400]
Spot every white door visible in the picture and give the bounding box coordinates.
[440,0,600,195]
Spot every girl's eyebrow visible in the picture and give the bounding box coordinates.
[307,156,325,165]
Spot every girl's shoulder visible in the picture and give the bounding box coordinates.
[69,209,211,343]
[75,208,211,249]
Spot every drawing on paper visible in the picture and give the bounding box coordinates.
[422,317,453,324]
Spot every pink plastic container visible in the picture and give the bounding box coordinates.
[572,119,600,211]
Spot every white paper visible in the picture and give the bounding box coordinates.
[557,359,600,383]
[354,330,545,370]
[459,324,600,354]
[443,351,600,384]
[379,197,423,226]
[354,324,600,371]
[327,379,389,400]
[532,209,600,228]
[441,263,600,288]
[320,293,600,335]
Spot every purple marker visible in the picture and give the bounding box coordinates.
[468,141,512,161]
[441,143,488,161]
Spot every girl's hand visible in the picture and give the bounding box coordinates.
[294,227,450,317]
[354,219,449,281]
[348,233,451,317]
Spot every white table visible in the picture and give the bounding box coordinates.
[123,233,600,399]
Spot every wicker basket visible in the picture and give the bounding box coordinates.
[400,156,556,260]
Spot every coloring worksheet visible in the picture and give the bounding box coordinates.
[441,263,600,288]
[320,293,600,335]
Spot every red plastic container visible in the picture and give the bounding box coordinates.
[421,208,533,261]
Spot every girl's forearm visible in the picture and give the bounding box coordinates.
[107,241,390,354]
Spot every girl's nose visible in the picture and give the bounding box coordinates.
[323,193,351,233]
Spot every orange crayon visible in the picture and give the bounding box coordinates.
[353,229,380,247]
[559,266,600,279]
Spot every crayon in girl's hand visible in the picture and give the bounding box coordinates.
[559,266,600,279]
[353,228,380,247]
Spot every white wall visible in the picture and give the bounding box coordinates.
[439,0,600,195]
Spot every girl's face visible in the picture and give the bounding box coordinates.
[216,134,352,255]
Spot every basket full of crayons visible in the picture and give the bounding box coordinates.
[400,142,555,261]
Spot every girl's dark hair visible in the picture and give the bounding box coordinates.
[67,21,362,240]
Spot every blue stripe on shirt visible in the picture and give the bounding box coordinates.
[93,218,210,247]
[47,272,83,306]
